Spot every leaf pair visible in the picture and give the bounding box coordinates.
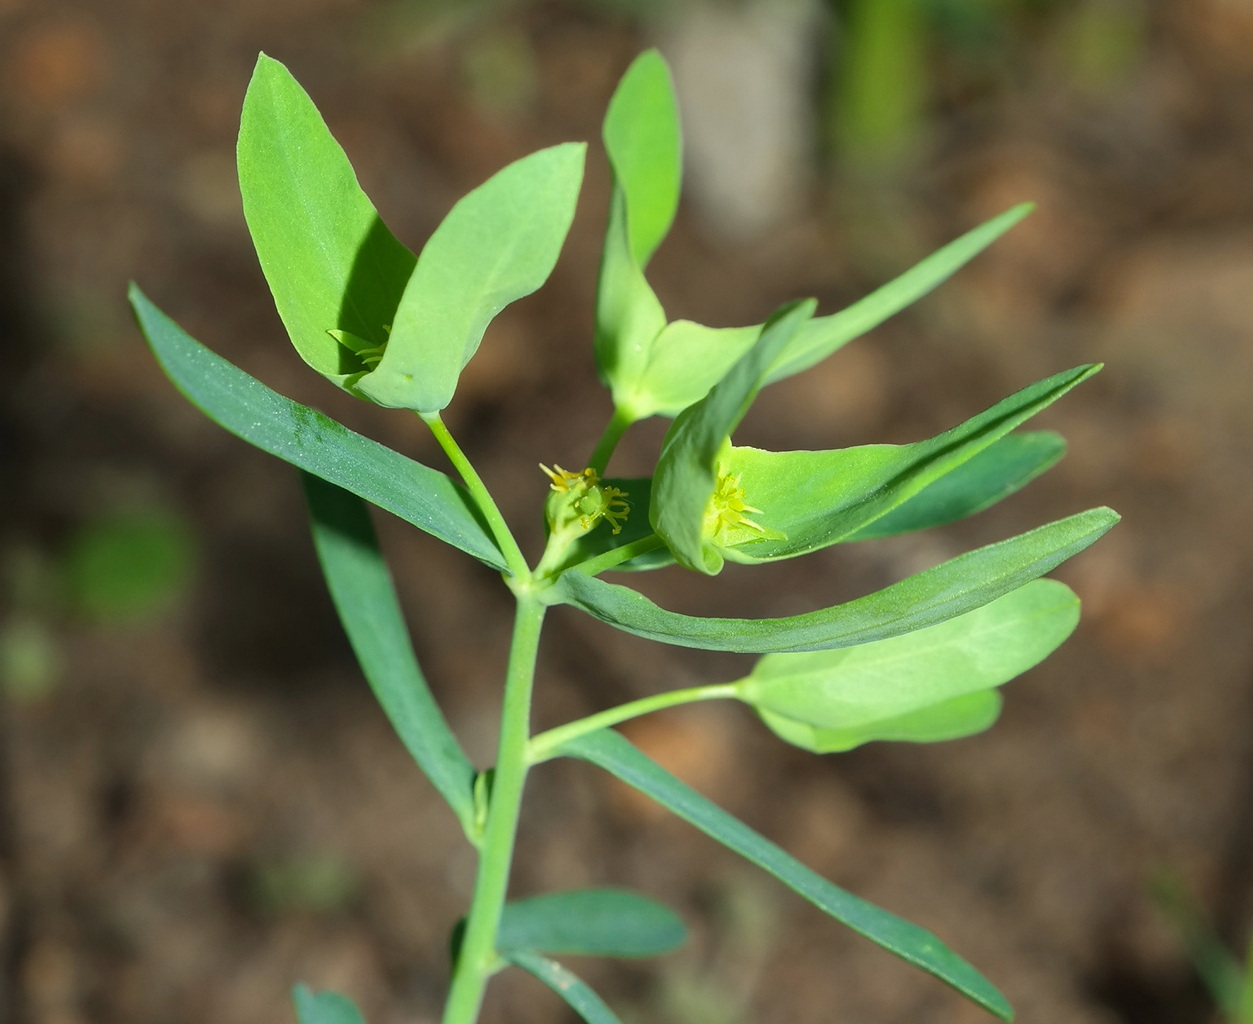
[239,53,584,414]
[595,52,1035,424]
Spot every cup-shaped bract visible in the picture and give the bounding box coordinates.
[649,300,816,574]
[736,578,1080,752]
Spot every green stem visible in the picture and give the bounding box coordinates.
[422,412,529,577]
[528,681,739,765]
[587,406,634,476]
[568,533,667,578]
[442,595,547,1024]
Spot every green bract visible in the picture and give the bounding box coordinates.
[239,53,584,413]
[132,47,1120,1024]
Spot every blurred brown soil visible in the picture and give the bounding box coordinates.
[2,2,1253,1023]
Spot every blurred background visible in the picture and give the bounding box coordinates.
[3,0,1253,1021]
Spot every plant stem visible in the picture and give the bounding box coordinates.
[586,406,634,476]
[527,681,739,764]
[442,594,547,1024]
[422,411,530,578]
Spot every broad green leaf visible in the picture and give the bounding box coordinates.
[759,689,1004,752]
[506,951,626,1024]
[719,366,1099,565]
[292,984,367,1024]
[613,204,1035,421]
[843,430,1066,541]
[303,475,477,837]
[548,507,1119,652]
[357,144,586,412]
[595,52,679,421]
[130,285,508,571]
[496,888,686,958]
[238,53,416,389]
[650,300,816,574]
[737,579,1078,749]
[553,729,1013,1021]
[603,49,682,267]
[765,203,1035,384]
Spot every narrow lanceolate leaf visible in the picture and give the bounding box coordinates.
[765,203,1035,384]
[595,50,680,421]
[496,889,686,958]
[650,300,816,574]
[238,53,416,390]
[549,507,1119,653]
[506,951,627,1024]
[721,366,1099,565]
[357,143,586,412]
[843,431,1066,541]
[303,475,477,836]
[292,984,368,1024]
[738,579,1079,752]
[554,729,1014,1022]
[130,286,508,571]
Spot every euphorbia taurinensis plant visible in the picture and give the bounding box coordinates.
[130,49,1118,1024]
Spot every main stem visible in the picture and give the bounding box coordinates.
[441,593,546,1024]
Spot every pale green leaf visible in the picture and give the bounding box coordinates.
[238,54,415,388]
[357,144,586,412]
[759,689,1004,752]
[738,579,1078,747]
[602,49,682,267]
[720,366,1099,565]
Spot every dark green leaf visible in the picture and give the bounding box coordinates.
[550,507,1118,652]
[553,729,1013,1021]
[292,984,367,1024]
[506,951,626,1024]
[357,144,586,412]
[238,54,415,389]
[130,285,508,571]
[303,475,477,835]
[496,888,686,958]
[843,431,1066,541]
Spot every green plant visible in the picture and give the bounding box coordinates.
[130,49,1117,1024]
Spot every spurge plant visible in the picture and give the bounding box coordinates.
[130,49,1119,1024]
